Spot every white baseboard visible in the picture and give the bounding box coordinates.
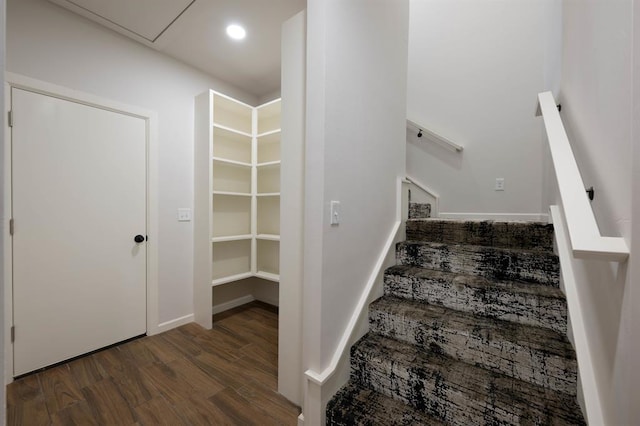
[155,313,194,334]
[212,295,255,314]
[255,294,279,307]
[153,294,271,334]
[438,212,549,222]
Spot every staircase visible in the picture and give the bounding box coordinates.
[326,211,586,425]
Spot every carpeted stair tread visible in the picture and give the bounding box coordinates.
[397,240,560,286]
[326,379,445,426]
[406,219,555,251]
[369,295,577,395]
[351,333,586,425]
[384,265,567,334]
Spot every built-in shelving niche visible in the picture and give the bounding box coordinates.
[195,90,281,293]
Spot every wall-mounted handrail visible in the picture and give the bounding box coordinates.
[407,119,463,152]
[537,91,629,262]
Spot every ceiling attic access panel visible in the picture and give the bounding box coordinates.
[48,0,195,44]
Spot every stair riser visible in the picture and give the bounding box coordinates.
[397,242,560,286]
[369,310,577,395]
[384,272,567,334]
[406,220,554,251]
[408,203,431,219]
[351,338,585,425]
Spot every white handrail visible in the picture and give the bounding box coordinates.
[407,119,463,152]
[537,91,628,262]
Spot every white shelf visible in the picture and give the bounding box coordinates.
[257,165,279,194]
[212,272,253,287]
[255,271,280,283]
[256,234,280,241]
[196,92,281,304]
[212,123,252,138]
[212,191,252,197]
[257,128,282,138]
[212,157,251,167]
[257,99,281,134]
[257,132,281,164]
[212,196,250,237]
[212,162,251,193]
[211,234,252,243]
[213,93,252,134]
[257,196,280,235]
[257,160,281,168]
[212,126,252,164]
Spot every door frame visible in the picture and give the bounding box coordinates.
[3,72,160,384]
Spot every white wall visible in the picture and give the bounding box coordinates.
[406,0,561,218]
[559,0,637,423]
[278,11,306,406]
[303,0,409,421]
[6,0,256,325]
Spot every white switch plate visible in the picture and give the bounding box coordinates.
[495,178,505,191]
[178,208,192,221]
[330,200,340,225]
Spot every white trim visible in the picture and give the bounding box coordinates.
[255,271,280,283]
[254,291,279,307]
[302,178,403,425]
[297,414,305,426]
[439,212,550,222]
[406,119,464,152]
[404,175,440,216]
[538,92,629,262]
[303,219,402,386]
[3,74,161,373]
[550,205,605,425]
[4,82,12,385]
[212,295,256,315]
[155,314,195,334]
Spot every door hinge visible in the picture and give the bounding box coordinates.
[10,326,14,343]
[8,110,13,128]
[9,218,14,236]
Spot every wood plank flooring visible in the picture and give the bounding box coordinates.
[7,302,300,425]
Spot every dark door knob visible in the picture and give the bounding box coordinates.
[134,235,145,243]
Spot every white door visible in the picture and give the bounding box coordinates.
[11,88,147,376]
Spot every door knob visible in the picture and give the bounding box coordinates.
[134,235,145,243]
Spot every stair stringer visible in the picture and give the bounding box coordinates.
[302,219,403,426]
[551,205,607,425]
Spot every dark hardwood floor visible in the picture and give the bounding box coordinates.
[6,302,300,425]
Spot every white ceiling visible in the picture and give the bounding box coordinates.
[48,0,306,99]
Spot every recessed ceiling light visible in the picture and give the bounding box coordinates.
[226,24,246,41]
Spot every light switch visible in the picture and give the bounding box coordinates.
[330,201,340,225]
[178,208,191,222]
